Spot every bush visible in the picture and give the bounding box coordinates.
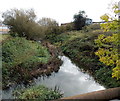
[47,28,120,88]
[95,67,120,88]
[38,17,60,38]
[59,23,74,33]
[2,37,50,68]
[61,33,96,61]
[2,37,50,87]
[2,9,45,40]
[83,24,101,32]
[13,85,63,100]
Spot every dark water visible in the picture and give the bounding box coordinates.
[2,56,105,99]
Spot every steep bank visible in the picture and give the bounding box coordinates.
[2,37,62,89]
[47,28,120,88]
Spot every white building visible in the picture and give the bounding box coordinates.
[85,18,92,25]
[0,24,9,34]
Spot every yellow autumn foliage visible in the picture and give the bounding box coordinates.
[95,3,120,79]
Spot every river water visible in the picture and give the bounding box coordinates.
[2,56,105,99]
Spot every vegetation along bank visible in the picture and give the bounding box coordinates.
[2,36,62,89]
[47,23,120,88]
[1,3,120,100]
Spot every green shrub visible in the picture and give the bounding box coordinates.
[2,37,50,87]
[95,67,120,88]
[0,34,11,43]
[13,85,63,100]
[2,9,45,40]
[2,37,50,68]
[83,24,101,32]
[47,29,120,88]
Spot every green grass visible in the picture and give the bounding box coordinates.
[46,24,120,88]
[2,37,51,88]
[13,85,63,100]
[0,34,11,43]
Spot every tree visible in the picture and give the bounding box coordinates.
[38,17,59,35]
[2,9,45,40]
[38,17,58,27]
[73,11,86,30]
[95,3,120,80]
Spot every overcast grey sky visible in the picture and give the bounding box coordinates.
[0,0,119,24]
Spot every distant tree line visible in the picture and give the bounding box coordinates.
[2,9,90,40]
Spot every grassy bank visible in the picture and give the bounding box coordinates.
[2,36,62,89]
[47,24,120,88]
[13,85,63,100]
[0,34,11,43]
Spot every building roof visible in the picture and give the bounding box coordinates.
[86,18,92,20]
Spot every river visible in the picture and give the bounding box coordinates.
[2,56,105,99]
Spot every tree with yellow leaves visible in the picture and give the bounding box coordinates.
[95,2,120,79]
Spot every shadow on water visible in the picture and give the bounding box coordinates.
[2,56,105,99]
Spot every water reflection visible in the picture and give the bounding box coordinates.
[34,56,105,97]
[2,56,105,99]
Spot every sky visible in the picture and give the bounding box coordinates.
[0,0,119,24]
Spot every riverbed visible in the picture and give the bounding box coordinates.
[2,56,105,99]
